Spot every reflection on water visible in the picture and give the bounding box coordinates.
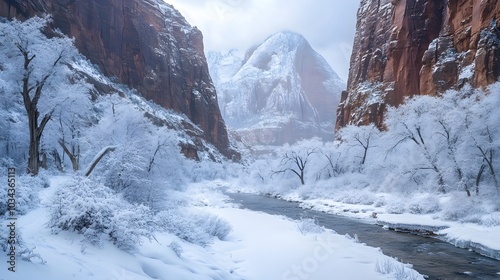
[226,192,500,280]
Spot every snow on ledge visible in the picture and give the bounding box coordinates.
[376,213,450,233]
[376,213,500,260]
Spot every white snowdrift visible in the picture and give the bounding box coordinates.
[1,177,423,280]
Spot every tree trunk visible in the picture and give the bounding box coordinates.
[27,107,39,175]
[476,164,486,195]
[59,139,79,172]
[52,149,63,172]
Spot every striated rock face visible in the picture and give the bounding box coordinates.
[0,0,234,158]
[208,32,345,147]
[337,0,500,129]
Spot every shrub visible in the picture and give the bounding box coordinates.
[407,195,440,214]
[375,258,421,280]
[154,209,231,246]
[480,213,500,227]
[0,174,47,216]
[169,241,183,257]
[297,217,325,234]
[440,195,484,223]
[48,177,153,251]
[386,201,406,214]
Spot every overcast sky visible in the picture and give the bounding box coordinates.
[164,0,360,82]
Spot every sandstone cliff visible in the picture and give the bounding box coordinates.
[337,0,500,129]
[0,0,234,158]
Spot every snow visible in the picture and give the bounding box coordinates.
[238,188,500,261]
[1,177,233,280]
[207,31,345,146]
[459,62,475,80]
[1,176,424,280]
[376,213,450,231]
[376,214,500,260]
[207,207,423,280]
[439,224,500,260]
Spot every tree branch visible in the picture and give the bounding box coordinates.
[85,146,116,176]
[36,109,54,140]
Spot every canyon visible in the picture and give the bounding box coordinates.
[0,0,235,158]
[337,0,500,129]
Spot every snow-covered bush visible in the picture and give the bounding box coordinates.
[337,189,377,205]
[386,201,406,214]
[169,241,183,257]
[48,177,153,251]
[0,220,45,264]
[375,258,421,280]
[407,195,440,214]
[480,213,500,227]
[297,217,325,234]
[154,209,231,246]
[440,194,484,223]
[0,174,47,216]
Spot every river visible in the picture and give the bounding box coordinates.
[226,192,500,280]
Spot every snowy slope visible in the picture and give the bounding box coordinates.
[1,177,424,280]
[208,32,345,147]
[1,177,237,280]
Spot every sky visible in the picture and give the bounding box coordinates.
[164,0,360,82]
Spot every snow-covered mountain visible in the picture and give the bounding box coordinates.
[208,32,345,147]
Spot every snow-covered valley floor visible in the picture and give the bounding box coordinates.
[1,177,423,280]
[228,184,500,262]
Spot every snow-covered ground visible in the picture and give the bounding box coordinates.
[0,177,423,280]
[225,183,500,261]
[207,207,422,280]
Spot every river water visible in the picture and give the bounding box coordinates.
[226,192,500,280]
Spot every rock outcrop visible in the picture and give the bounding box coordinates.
[208,32,344,147]
[337,0,500,129]
[0,0,234,158]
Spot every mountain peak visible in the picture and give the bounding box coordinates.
[266,31,307,45]
[208,32,345,148]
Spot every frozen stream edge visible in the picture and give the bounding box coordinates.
[376,221,500,260]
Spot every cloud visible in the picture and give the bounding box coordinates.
[165,0,359,81]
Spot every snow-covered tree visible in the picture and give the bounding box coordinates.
[337,124,381,171]
[385,96,448,193]
[0,16,84,175]
[271,139,322,185]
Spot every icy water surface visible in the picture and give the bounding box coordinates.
[226,192,500,280]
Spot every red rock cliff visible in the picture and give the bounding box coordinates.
[0,0,233,158]
[337,0,500,129]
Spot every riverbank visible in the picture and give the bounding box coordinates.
[0,177,424,280]
[293,196,500,261]
[222,180,500,262]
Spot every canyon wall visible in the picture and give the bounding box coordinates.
[0,0,234,158]
[337,0,500,129]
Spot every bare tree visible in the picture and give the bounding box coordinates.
[436,120,471,196]
[18,44,62,175]
[147,139,171,173]
[343,125,379,167]
[470,125,499,191]
[272,149,316,185]
[390,122,447,193]
[320,151,344,179]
